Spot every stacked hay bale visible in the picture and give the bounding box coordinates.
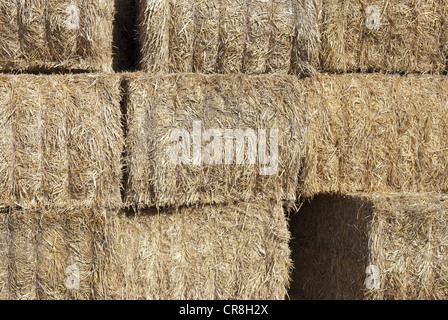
[0,74,123,300]
[289,0,448,300]
[115,0,322,300]
[0,0,306,300]
[0,0,115,73]
[317,0,448,74]
[136,0,320,76]
[119,73,303,299]
[298,73,448,197]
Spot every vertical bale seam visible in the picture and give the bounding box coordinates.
[216,0,222,72]
[9,85,15,207]
[267,0,274,72]
[64,85,70,203]
[39,86,44,202]
[16,0,24,56]
[242,0,249,72]
[192,1,197,72]
[44,0,52,62]
[96,82,105,208]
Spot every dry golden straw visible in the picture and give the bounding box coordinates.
[97,201,291,300]
[299,73,448,197]
[136,0,319,75]
[0,0,114,73]
[0,74,123,210]
[124,73,305,208]
[290,192,448,300]
[0,202,291,300]
[317,0,448,74]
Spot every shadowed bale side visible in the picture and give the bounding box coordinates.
[299,73,448,197]
[97,201,291,300]
[136,0,319,76]
[317,0,448,74]
[0,74,123,210]
[124,73,305,208]
[0,0,114,73]
[113,0,139,72]
[290,193,448,300]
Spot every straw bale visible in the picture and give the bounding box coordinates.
[124,73,305,208]
[0,0,114,73]
[1,208,99,300]
[0,209,8,300]
[290,192,448,300]
[8,209,38,300]
[136,0,318,75]
[318,0,448,74]
[97,201,291,300]
[36,209,96,300]
[0,74,123,210]
[299,73,448,197]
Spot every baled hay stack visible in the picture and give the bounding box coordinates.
[1,209,99,300]
[137,0,319,76]
[0,0,114,73]
[0,74,123,210]
[318,0,448,74]
[299,73,448,197]
[97,201,291,300]
[290,193,448,300]
[124,73,305,208]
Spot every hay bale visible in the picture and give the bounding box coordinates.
[0,208,8,300]
[318,0,448,73]
[299,73,448,197]
[124,73,305,208]
[97,201,291,300]
[136,0,319,75]
[1,203,290,300]
[36,209,96,300]
[8,209,38,300]
[0,0,114,73]
[290,192,448,300]
[1,208,98,300]
[0,74,123,210]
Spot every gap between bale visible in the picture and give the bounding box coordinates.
[289,192,448,300]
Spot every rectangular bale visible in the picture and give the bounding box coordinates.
[299,73,448,197]
[290,193,448,300]
[1,208,98,300]
[97,201,291,300]
[136,0,319,76]
[0,0,114,73]
[0,74,123,210]
[124,73,306,208]
[318,0,448,74]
